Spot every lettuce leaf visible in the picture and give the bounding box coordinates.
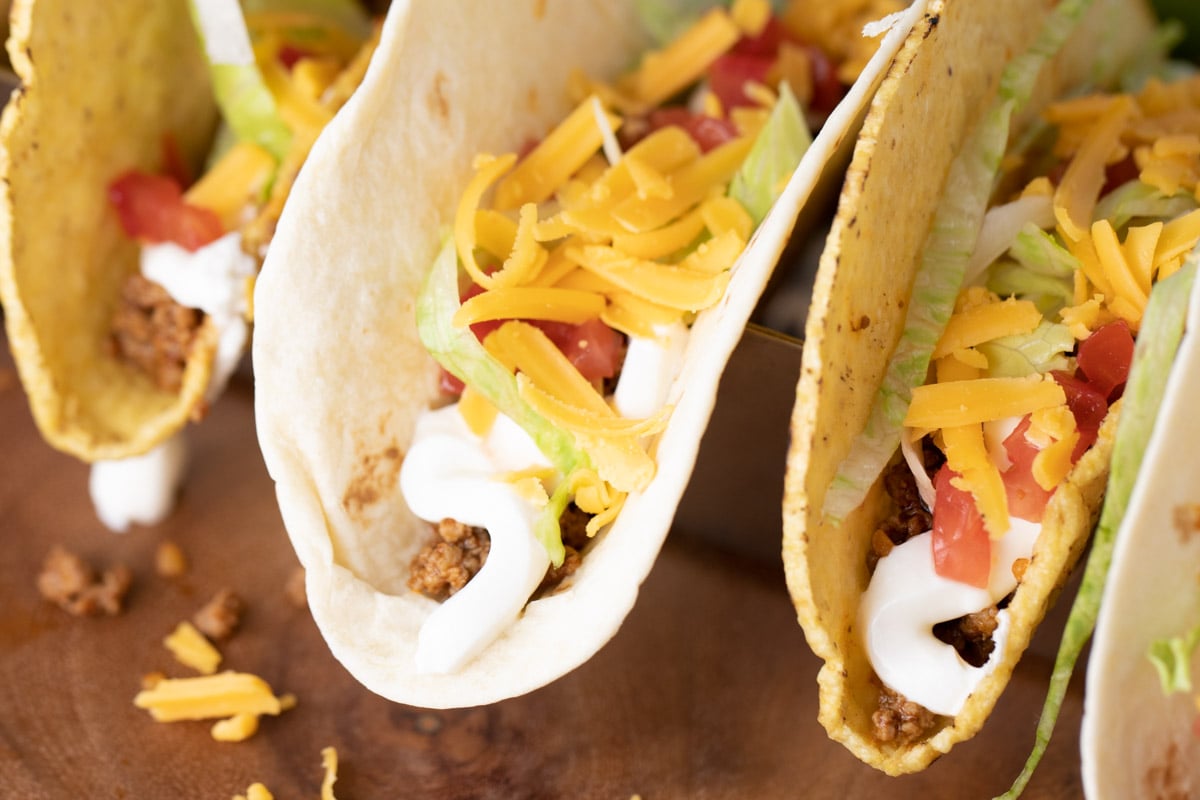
[242,0,373,39]
[1094,179,1198,231]
[1147,626,1200,695]
[978,320,1074,378]
[729,82,810,225]
[189,0,293,162]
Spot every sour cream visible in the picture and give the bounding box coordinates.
[401,330,685,673]
[89,433,188,532]
[90,233,256,532]
[860,517,1040,716]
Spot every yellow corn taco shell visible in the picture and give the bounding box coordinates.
[781,0,1155,775]
[0,0,219,462]
[253,0,928,707]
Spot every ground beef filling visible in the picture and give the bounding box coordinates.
[407,505,593,602]
[867,450,1005,743]
[871,685,940,745]
[108,273,202,393]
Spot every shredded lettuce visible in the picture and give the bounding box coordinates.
[188,0,293,162]
[1009,223,1079,278]
[242,0,373,39]
[986,262,1074,316]
[978,320,1074,378]
[729,82,810,225]
[823,0,1095,523]
[1094,179,1199,231]
[416,238,592,565]
[1148,627,1200,695]
[984,225,1078,314]
[995,259,1199,800]
[635,0,787,46]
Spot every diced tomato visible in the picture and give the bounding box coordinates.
[439,369,465,396]
[1052,370,1109,460]
[931,466,992,589]
[278,44,313,71]
[108,171,224,252]
[1102,154,1141,196]
[648,108,738,153]
[708,52,774,111]
[1001,416,1055,522]
[804,44,845,119]
[731,17,787,57]
[160,133,192,189]
[532,318,624,383]
[1076,319,1135,400]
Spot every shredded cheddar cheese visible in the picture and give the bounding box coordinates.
[164,621,222,675]
[212,712,260,743]
[133,671,286,723]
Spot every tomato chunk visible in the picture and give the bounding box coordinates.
[533,318,624,383]
[647,108,739,153]
[108,171,224,252]
[931,466,992,589]
[1052,370,1109,460]
[1001,416,1055,522]
[708,52,774,111]
[1076,319,1134,400]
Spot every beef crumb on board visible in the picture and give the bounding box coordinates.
[37,545,132,616]
[408,505,594,601]
[107,273,203,395]
[872,684,942,744]
[193,588,244,641]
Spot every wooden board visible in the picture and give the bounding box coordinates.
[0,336,1090,798]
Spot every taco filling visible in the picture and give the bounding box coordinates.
[398,0,906,674]
[850,31,1200,744]
[87,1,380,531]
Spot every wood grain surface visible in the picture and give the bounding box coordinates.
[0,336,1092,799]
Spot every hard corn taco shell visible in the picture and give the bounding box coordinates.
[253,0,925,707]
[0,0,220,461]
[781,0,1156,775]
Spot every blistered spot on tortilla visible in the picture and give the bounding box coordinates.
[341,443,404,519]
[1143,741,1189,800]
[851,314,871,332]
[427,71,450,123]
[1172,503,1200,543]
[526,86,539,114]
[532,0,547,21]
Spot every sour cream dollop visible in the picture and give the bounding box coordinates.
[400,327,688,673]
[90,233,256,532]
[860,517,1041,716]
[89,433,188,532]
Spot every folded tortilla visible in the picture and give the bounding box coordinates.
[781,0,1156,775]
[253,0,927,707]
[1081,267,1200,795]
[0,0,219,461]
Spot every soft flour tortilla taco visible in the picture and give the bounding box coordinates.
[780,0,1199,777]
[253,0,927,707]
[0,0,379,530]
[1080,264,1200,798]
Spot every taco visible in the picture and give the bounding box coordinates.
[253,0,929,707]
[1079,263,1200,798]
[780,0,1197,777]
[0,0,379,530]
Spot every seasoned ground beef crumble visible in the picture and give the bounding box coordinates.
[408,504,595,602]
